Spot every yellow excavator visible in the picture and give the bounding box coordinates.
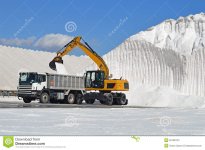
[49,36,129,105]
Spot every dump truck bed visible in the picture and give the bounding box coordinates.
[47,73,84,90]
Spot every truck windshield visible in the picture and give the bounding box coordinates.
[19,73,37,85]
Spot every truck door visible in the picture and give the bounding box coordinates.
[34,74,47,90]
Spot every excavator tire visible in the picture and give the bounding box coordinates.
[117,93,127,105]
[76,93,83,104]
[104,93,113,105]
[85,99,95,104]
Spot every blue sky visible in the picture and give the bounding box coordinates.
[0,0,204,55]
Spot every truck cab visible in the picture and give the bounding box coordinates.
[18,72,47,103]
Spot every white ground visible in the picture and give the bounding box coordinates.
[0,97,205,135]
[0,107,204,135]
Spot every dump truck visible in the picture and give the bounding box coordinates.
[17,72,85,104]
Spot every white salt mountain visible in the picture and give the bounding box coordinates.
[129,13,205,55]
[0,45,91,90]
[85,13,205,107]
[1,13,205,107]
[101,39,205,107]
[101,13,205,107]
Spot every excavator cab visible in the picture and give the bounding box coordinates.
[85,70,105,88]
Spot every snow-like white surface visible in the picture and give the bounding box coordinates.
[0,97,204,135]
[0,106,204,135]
[55,62,69,75]
[127,85,205,108]
[0,45,92,90]
[0,97,19,101]
[86,39,205,106]
[129,13,205,55]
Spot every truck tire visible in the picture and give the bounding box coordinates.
[76,93,83,104]
[23,98,31,103]
[104,93,113,105]
[117,93,127,105]
[85,99,95,104]
[66,93,75,104]
[40,92,50,103]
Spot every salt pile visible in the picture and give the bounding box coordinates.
[55,62,69,75]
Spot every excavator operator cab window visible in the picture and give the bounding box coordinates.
[85,71,104,88]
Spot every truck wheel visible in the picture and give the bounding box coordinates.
[40,92,50,103]
[67,93,75,104]
[76,93,83,104]
[23,98,31,103]
[104,93,113,105]
[117,93,127,105]
[85,99,95,104]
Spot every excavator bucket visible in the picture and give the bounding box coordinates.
[49,56,63,71]
[49,61,57,71]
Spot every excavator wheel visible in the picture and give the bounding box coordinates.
[104,93,113,105]
[117,93,127,105]
[85,99,95,104]
[76,93,83,104]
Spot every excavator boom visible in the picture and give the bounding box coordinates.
[49,36,109,79]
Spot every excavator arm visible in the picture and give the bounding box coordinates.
[49,36,110,79]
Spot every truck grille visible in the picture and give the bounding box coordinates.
[18,85,32,95]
